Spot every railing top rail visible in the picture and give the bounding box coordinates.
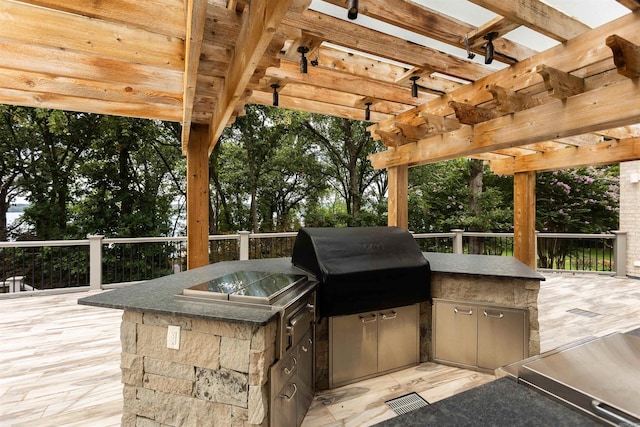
[250,232,298,238]
[209,234,240,241]
[0,239,90,248]
[461,232,514,238]
[412,232,456,238]
[102,236,188,244]
[538,232,615,239]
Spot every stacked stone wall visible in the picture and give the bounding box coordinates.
[120,310,277,426]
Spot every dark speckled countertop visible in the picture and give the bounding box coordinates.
[79,258,303,326]
[425,252,545,281]
[374,378,599,427]
[79,253,543,325]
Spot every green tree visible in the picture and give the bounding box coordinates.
[408,159,513,235]
[71,117,184,238]
[0,106,32,240]
[298,114,386,223]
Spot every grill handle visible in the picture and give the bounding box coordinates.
[483,310,504,319]
[360,314,377,323]
[279,383,298,401]
[381,311,397,320]
[454,307,473,315]
[591,400,637,425]
[283,357,297,375]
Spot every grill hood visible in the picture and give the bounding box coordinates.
[291,226,430,317]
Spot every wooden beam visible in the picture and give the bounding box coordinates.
[372,4,640,137]
[513,171,536,269]
[376,130,407,148]
[418,113,461,134]
[248,90,390,122]
[264,60,434,106]
[323,0,532,63]
[0,86,181,122]
[186,124,210,270]
[387,165,408,229]
[182,0,209,153]
[606,34,640,78]
[0,1,184,71]
[535,65,585,99]
[17,0,186,39]
[282,9,494,82]
[486,84,539,114]
[449,101,498,125]
[490,137,640,175]
[469,0,591,42]
[208,0,294,152]
[369,77,640,169]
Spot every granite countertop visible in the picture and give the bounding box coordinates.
[424,252,545,281]
[79,258,304,326]
[79,253,543,324]
[374,377,599,427]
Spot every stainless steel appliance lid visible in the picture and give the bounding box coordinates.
[186,271,305,300]
[519,333,640,420]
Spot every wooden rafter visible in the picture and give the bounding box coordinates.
[182,0,209,152]
[282,9,494,82]
[490,137,640,175]
[369,78,640,169]
[606,34,640,78]
[371,10,640,137]
[469,0,591,42]
[208,0,295,152]
[322,0,533,64]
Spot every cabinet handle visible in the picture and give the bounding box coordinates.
[382,311,397,320]
[454,307,473,315]
[360,314,377,323]
[483,310,504,319]
[306,303,315,315]
[301,344,309,353]
[592,399,636,425]
[283,357,297,375]
[279,383,298,401]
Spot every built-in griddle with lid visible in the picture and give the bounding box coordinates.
[291,226,431,318]
[183,270,306,305]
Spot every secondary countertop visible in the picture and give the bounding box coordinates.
[425,252,545,281]
[79,253,543,324]
[374,377,598,427]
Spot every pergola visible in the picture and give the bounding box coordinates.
[2,0,640,269]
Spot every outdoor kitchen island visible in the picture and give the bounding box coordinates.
[79,252,544,427]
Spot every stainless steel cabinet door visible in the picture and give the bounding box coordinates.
[433,300,477,367]
[477,306,526,369]
[297,330,314,427]
[378,304,419,373]
[330,311,378,386]
[272,377,297,427]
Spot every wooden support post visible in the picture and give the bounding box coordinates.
[187,124,210,270]
[387,165,409,229]
[513,171,536,269]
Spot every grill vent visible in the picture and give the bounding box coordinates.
[385,392,429,415]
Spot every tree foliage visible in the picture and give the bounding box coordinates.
[0,105,620,243]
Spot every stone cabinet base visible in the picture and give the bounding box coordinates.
[119,310,277,427]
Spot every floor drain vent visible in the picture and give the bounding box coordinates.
[567,308,601,318]
[385,392,429,415]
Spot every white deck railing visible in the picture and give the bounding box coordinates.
[0,230,627,295]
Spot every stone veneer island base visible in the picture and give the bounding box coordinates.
[80,253,544,426]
